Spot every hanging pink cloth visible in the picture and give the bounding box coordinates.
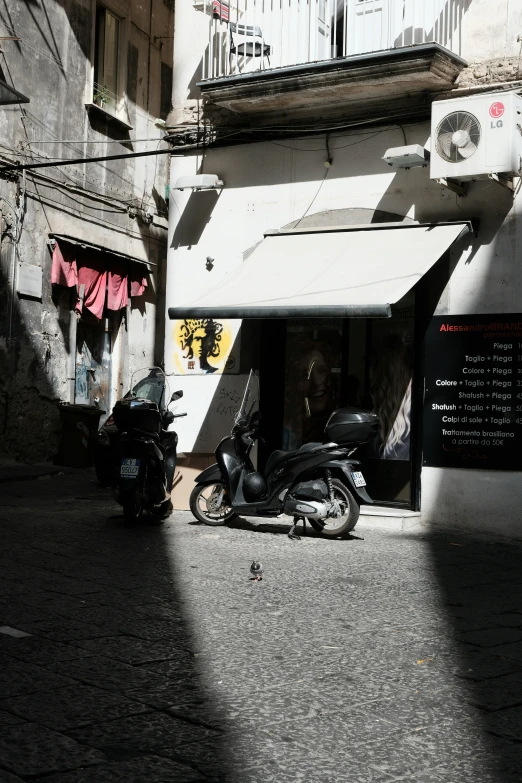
[76,254,107,319]
[107,264,129,311]
[130,267,148,298]
[51,242,78,287]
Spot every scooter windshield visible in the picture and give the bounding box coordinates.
[127,367,170,410]
[233,370,259,433]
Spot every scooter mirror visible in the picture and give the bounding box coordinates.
[170,390,183,402]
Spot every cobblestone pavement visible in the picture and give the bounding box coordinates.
[1,471,522,782]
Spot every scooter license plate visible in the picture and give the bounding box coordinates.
[351,471,366,488]
[120,458,140,477]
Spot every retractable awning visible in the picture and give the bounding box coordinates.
[49,233,154,269]
[168,221,472,320]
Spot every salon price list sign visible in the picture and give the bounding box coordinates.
[423,314,522,470]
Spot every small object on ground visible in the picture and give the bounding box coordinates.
[0,626,31,638]
[250,560,263,581]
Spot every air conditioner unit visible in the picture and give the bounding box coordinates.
[430,92,522,181]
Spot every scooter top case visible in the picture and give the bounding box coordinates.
[324,408,380,447]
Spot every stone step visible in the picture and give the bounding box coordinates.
[359,505,422,531]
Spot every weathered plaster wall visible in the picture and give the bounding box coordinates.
[0,0,172,462]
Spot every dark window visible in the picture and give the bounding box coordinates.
[94,4,120,111]
[160,62,173,120]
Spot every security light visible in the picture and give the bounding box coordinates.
[382,145,430,169]
[174,174,224,191]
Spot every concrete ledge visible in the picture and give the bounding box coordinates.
[359,505,422,531]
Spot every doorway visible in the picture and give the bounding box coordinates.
[344,0,390,56]
[75,310,112,419]
[274,292,415,507]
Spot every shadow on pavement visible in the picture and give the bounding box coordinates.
[0,472,231,782]
[421,529,522,782]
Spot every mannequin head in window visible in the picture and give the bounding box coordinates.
[283,338,335,449]
[299,347,333,417]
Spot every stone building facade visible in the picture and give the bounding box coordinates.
[0,0,173,462]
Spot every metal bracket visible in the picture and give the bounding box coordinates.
[435,178,467,197]
[488,173,521,197]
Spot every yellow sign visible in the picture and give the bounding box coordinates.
[172,319,241,375]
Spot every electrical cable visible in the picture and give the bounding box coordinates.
[0,113,430,175]
[0,146,177,173]
[22,136,168,146]
[293,167,329,229]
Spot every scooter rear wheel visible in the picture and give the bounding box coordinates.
[189,482,237,526]
[308,478,359,538]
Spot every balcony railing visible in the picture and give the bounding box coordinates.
[203,0,466,80]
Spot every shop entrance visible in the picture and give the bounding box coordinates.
[276,292,415,507]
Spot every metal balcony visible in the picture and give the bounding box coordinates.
[203,0,467,81]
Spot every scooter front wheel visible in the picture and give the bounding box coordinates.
[189,482,237,526]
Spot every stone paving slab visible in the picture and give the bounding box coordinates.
[0,770,24,783]
[483,704,522,741]
[71,635,187,665]
[0,711,27,731]
[15,618,115,641]
[44,654,180,695]
[463,670,522,711]
[0,722,107,777]
[0,635,93,667]
[458,626,522,647]
[487,639,522,663]
[67,711,223,759]
[0,656,77,698]
[0,684,151,732]
[40,756,206,783]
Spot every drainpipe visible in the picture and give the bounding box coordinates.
[68,284,84,403]
[2,194,22,341]
[8,236,16,340]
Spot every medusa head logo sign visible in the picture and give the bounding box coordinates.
[172,319,241,375]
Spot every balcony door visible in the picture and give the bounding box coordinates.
[317,0,332,61]
[346,0,390,56]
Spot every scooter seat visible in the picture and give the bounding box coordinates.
[264,442,335,476]
[264,450,288,476]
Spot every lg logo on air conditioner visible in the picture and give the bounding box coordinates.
[490,101,505,128]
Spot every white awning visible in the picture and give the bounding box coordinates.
[168,221,472,319]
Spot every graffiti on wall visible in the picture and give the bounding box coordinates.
[172,319,241,375]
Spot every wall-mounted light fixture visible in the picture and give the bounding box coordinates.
[382,145,430,169]
[174,174,224,191]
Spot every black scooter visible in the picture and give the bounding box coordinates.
[113,371,186,524]
[189,372,377,539]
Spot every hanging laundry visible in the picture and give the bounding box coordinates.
[212,0,229,21]
[76,253,107,320]
[51,241,78,287]
[107,263,129,311]
[130,267,148,298]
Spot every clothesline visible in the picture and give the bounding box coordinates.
[51,240,148,320]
